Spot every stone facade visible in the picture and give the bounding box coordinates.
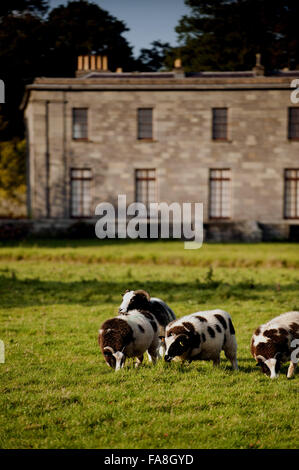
[22,67,299,239]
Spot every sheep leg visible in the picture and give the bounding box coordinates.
[134,354,143,368]
[148,342,159,365]
[287,361,297,379]
[223,334,238,370]
[213,356,221,367]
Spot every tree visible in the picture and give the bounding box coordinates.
[137,41,173,72]
[176,0,299,72]
[0,12,49,139]
[45,0,136,77]
[0,0,137,140]
[0,139,26,200]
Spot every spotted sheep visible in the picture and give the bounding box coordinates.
[163,309,238,370]
[251,311,299,379]
[118,289,176,356]
[98,307,160,371]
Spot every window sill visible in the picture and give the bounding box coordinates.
[137,139,157,143]
[72,138,90,142]
[212,139,231,143]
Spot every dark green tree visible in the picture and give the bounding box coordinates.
[0,0,137,141]
[45,1,136,76]
[0,12,49,139]
[137,41,173,72]
[176,0,299,72]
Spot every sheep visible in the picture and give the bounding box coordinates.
[98,309,160,371]
[118,289,176,356]
[163,309,238,370]
[250,311,299,379]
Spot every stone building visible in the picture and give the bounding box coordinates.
[21,56,299,240]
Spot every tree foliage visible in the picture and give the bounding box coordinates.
[0,0,136,141]
[0,139,26,200]
[45,1,136,76]
[176,0,299,72]
[137,41,173,72]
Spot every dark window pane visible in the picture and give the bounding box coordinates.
[288,108,299,139]
[212,108,228,140]
[73,108,88,139]
[138,108,153,139]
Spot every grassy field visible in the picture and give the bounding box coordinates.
[0,240,298,449]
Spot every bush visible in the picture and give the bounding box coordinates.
[0,138,26,217]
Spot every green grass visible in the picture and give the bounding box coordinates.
[0,240,298,449]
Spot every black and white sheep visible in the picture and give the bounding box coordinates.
[98,309,160,371]
[118,289,176,356]
[250,311,299,379]
[163,309,238,370]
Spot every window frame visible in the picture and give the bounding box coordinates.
[288,107,299,141]
[209,168,231,220]
[212,107,228,141]
[137,108,153,141]
[70,168,92,218]
[135,168,157,207]
[72,108,88,141]
[284,168,299,219]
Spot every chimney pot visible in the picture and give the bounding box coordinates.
[83,55,89,71]
[174,58,182,69]
[76,54,110,76]
[253,52,264,76]
[96,55,102,70]
[90,55,96,70]
[77,56,83,71]
[102,56,108,71]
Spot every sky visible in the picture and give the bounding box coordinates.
[48,0,190,57]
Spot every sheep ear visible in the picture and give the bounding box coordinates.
[121,289,130,297]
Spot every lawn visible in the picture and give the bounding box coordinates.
[0,240,298,449]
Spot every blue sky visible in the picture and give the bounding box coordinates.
[48,0,190,57]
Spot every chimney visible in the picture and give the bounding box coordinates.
[174,58,182,68]
[173,58,185,78]
[76,55,110,76]
[252,53,264,76]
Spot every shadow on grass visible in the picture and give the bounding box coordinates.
[1,273,299,309]
[0,238,179,249]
